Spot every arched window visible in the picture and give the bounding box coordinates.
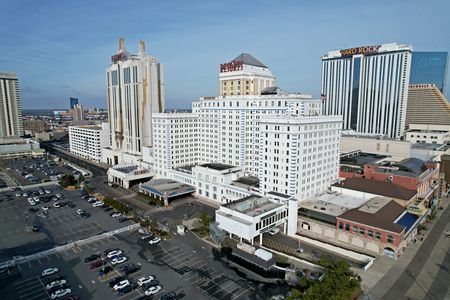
[338,222,344,230]
[359,227,365,235]
[368,230,374,238]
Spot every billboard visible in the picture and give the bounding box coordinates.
[340,45,381,57]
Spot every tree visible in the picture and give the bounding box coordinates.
[200,212,212,228]
[59,174,77,188]
[78,174,85,183]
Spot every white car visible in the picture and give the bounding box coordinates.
[268,228,280,235]
[148,237,161,245]
[46,279,67,290]
[144,285,162,296]
[113,279,130,291]
[15,192,21,197]
[28,198,36,206]
[76,209,84,215]
[111,212,122,218]
[41,267,58,277]
[42,206,50,211]
[106,250,123,258]
[111,256,127,265]
[53,202,62,208]
[137,275,155,286]
[45,189,51,194]
[92,201,104,207]
[50,288,71,299]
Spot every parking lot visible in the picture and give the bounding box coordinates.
[1,228,258,300]
[0,184,133,263]
[0,156,82,186]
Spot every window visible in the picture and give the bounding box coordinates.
[353,226,358,233]
[368,230,374,238]
[375,232,381,240]
[387,235,394,243]
[345,224,350,231]
[359,227,365,235]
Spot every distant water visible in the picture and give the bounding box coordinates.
[22,109,68,116]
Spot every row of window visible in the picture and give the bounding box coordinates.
[338,223,394,243]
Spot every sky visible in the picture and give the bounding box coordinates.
[1,0,449,109]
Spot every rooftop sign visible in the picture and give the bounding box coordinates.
[111,53,124,63]
[340,45,381,57]
[220,60,243,73]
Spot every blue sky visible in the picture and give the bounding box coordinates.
[1,0,449,109]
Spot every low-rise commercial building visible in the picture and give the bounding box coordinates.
[107,164,155,189]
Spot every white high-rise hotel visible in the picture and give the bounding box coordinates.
[103,38,164,165]
[153,54,342,203]
[321,43,412,138]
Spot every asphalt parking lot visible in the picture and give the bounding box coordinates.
[1,228,258,300]
[0,156,81,186]
[0,184,133,263]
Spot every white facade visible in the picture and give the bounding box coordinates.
[259,115,342,201]
[0,72,23,138]
[216,196,288,244]
[191,94,321,175]
[152,113,199,172]
[104,38,164,165]
[405,124,450,144]
[69,124,110,162]
[322,43,412,138]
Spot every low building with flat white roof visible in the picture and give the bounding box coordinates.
[216,195,288,245]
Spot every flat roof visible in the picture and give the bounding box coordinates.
[301,192,370,216]
[222,195,283,217]
[140,179,195,198]
[267,191,291,199]
[340,151,389,167]
[200,162,236,171]
[232,176,259,188]
[411,143,450,151]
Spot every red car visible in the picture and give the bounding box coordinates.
[90,259,105,269]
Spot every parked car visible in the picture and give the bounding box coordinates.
[99,266,114,276]
[144,285,162,296]
[118,217,129,223]
[92,201,104,208]
[268,228,280,235]
[90,259,105,269]
[121,264,141,275]
[29,207,39,213]
[137,275,155,286]
[143,280,160,290]
[67,201,76,208]
[106,250,123,258]
[148,237,161,245]
[111,256,127,265]
[110,212,122,218]
[46,279,67,290]
[109,276,127,288]
[103,206,113,212]
[50,288,71,299]
[140,233,153,240]
[118,283,137,295]
[113,279,130,291]
[42,268,59,277]
[84,254,101,263]
[76,209,85,215]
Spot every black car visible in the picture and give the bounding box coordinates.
[32,224,40,232]
[84,254,101,263]
[67,201,76,208]
[109,276,127,287]
[103,207,113,212]
[80,212,90,219]
[121,264,141,275]
[43,275,65,284]
[118,283,137,295]
[59,202,67,207]
[99,266,114,276]
[118,217,129,223]
[142,280,159,290]
[29,208,39,213]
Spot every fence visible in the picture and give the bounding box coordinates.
[0,224,140,270]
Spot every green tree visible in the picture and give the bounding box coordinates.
[59,174,77,188]
[83,185,94,194]
[200,212,212,228]
[78,174,85,183]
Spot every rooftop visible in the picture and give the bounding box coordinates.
[200,162,236,171]
[222,195,284,217]
[340,151,389,167]
[232,53,268,68]
[411,143,450,151]
[338,197,406,233]
[300,192,370,217]
[232,176,259,188]
[333,177,417,200]
[140,179,195,198]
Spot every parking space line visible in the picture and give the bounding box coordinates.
[46,256,51,262]
[18,290,47,300]
[37,276,51,299]
[27,261,32,268]
[37,258,42,264]
[15,280,42,289]
[230,288,250,300]
[15,275,40,285]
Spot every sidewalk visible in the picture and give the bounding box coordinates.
[361,197,450,299]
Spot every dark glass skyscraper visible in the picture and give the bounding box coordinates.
[70,97,78,109]
[410,52,448,93]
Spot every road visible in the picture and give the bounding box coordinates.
[371,202,450,300]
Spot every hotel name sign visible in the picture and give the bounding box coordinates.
[340,45,381,57]
[220,60,244,73]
